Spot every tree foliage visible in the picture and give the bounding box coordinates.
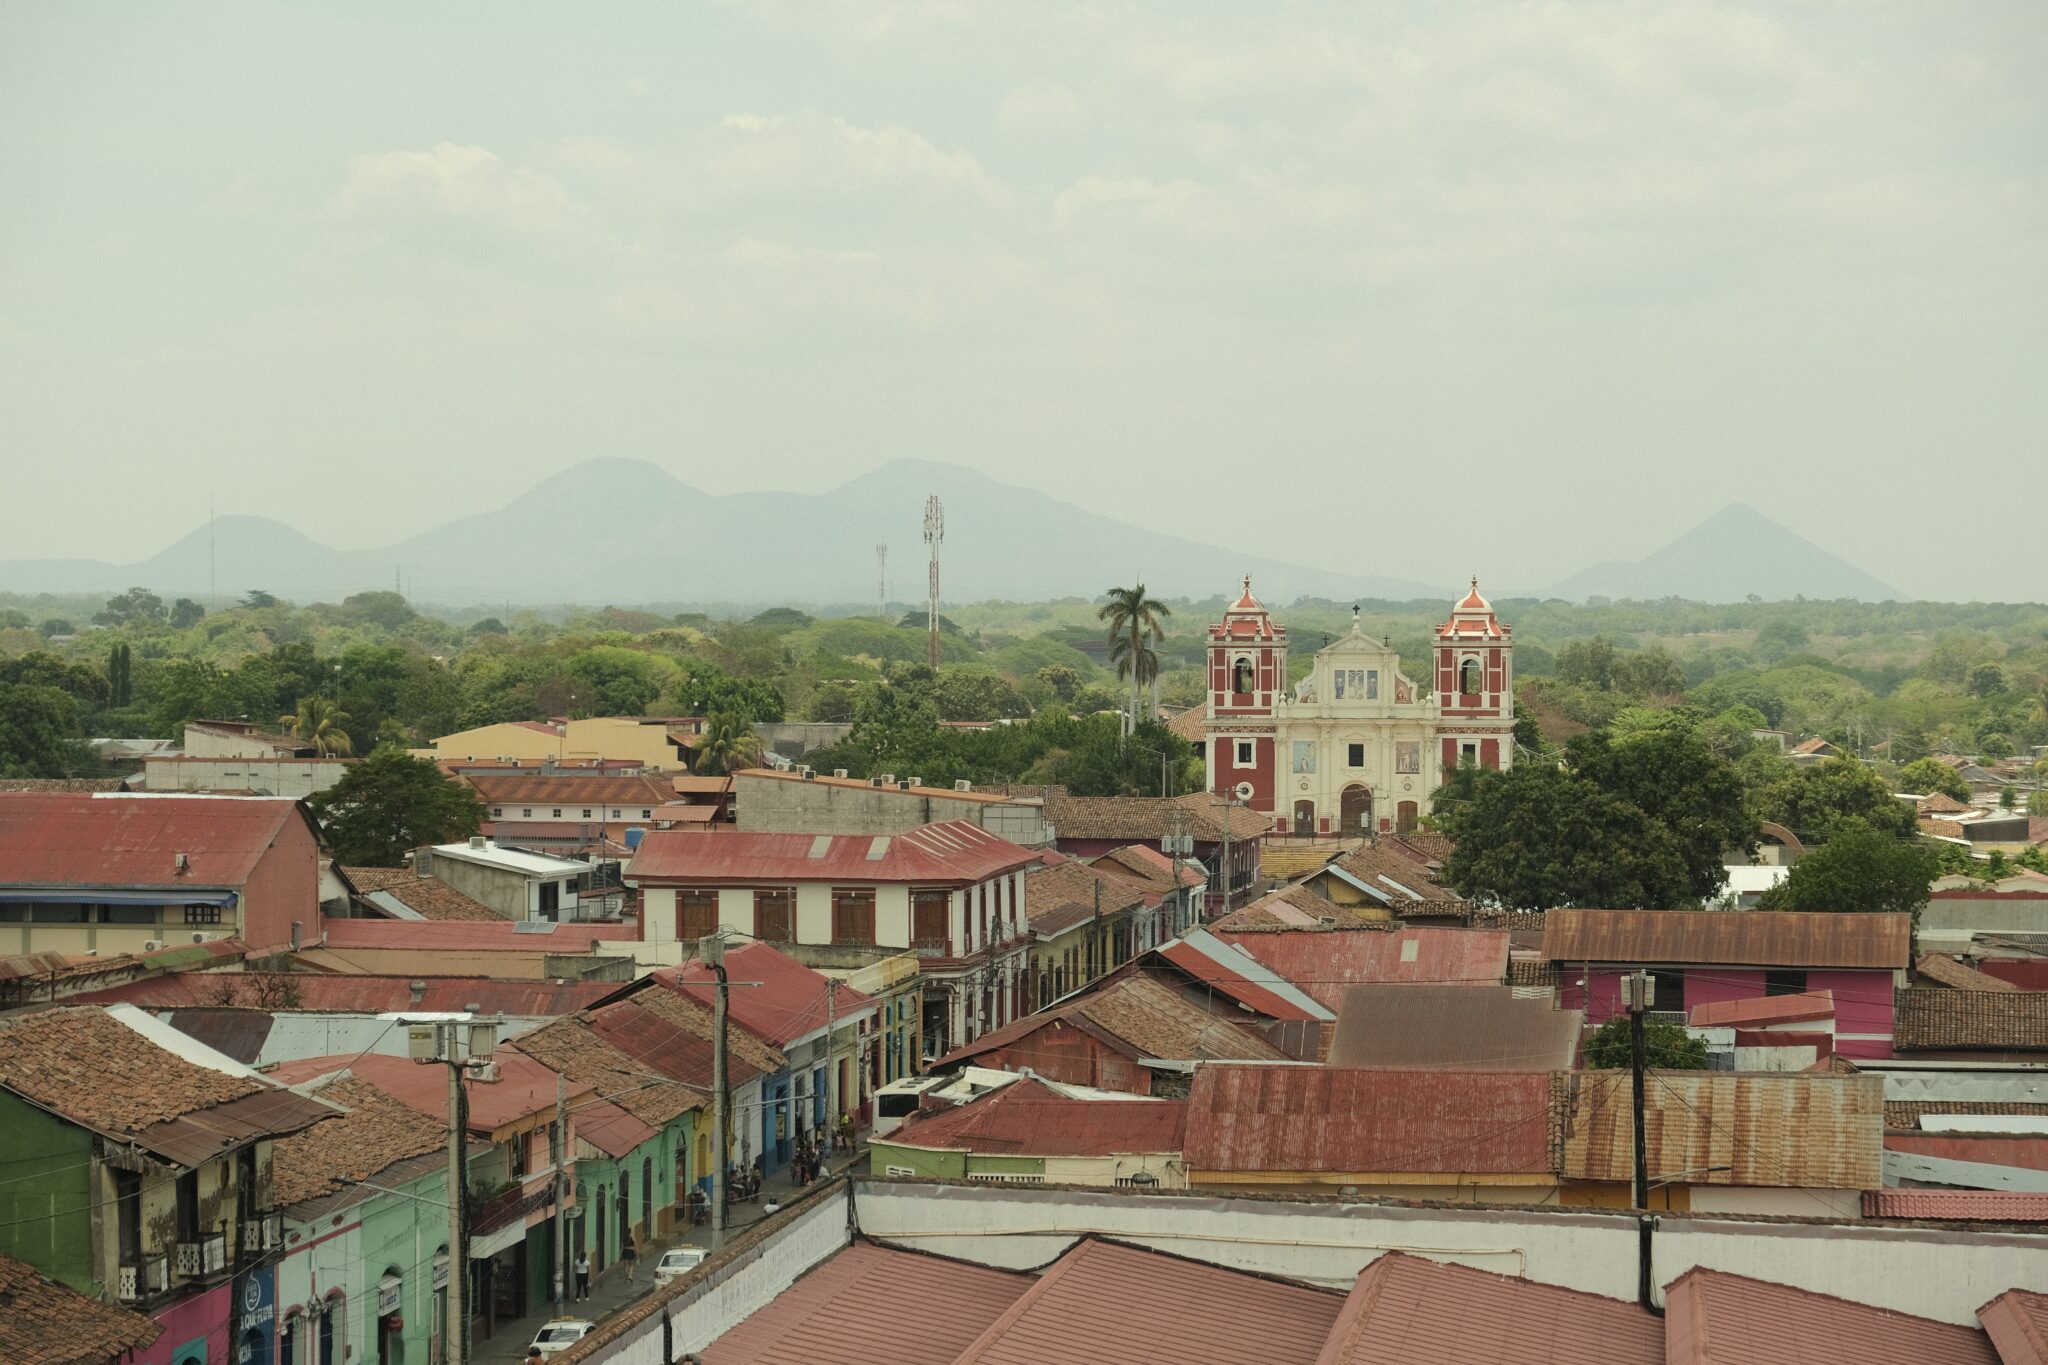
[1584,1016,1712,1070]
[308,748,483,866]
[1755,818,1935,917]
[1897,757,1969,802]
[1752,756,1916,843]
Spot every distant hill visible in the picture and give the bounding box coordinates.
[0,457,1450,607]
[1544,504,1902,603]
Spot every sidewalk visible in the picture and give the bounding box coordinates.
[470,1141,870,1363]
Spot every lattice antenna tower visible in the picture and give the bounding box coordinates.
[875,544,888,620]
[923,495,944,669]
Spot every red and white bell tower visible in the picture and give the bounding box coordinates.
[1434,578,1515,772]
[1206,577,1287,819]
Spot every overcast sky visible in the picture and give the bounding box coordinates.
[3,3,2043,600]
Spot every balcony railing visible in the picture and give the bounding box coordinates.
[174,1232,226,1280]
[251,1210,284,1253]
[118,1254,169,1301]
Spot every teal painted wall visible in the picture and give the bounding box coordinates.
[0,1090,94,1293]
[357,1165,452,1365]
[866,1143,967,1180]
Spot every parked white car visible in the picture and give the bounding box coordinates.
[530,1319,595,1356]
[654,1246,709,1283]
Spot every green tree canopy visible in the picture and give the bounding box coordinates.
[1584,1015,1712,1070]
[1753,756,1916,843]
[308,748,483,866]
[0,683,92,778]
[168,598,206,629]
[691,712,764,775]
[94,586,167,627]
[1755,817,1936,917]
[1897,757,1970,802]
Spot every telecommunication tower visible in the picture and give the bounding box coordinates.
[923,496,944,669]
[875,544,888,620]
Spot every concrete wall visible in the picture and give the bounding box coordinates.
[1922,890,2048,950]
[731,772,1049,846]
[143,757,350,799]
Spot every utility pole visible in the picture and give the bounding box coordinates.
[825,978,840,1166]
[1625,969,1661,1316]
[443,1025,469,1365]
[553,1072,568,1313]
[702,935,730,1251]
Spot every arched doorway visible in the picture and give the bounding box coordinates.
[1339,785,1372,834]
[1292,800,1315,834]
[1397,800,1419,834]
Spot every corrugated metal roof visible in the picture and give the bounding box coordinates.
[1156,929,1334,1023]
[1215,927,1509,1011]
[1688,991,1836,1029]
[1314,1252,1661,1364]
[1326,985,1582,1071]
[1541,909,1912,970]
[881,1078,1186,1157]
[1662,1267,1997,1365]
[574,1096,659,1158]
[937,976,1286,1070]
[952,1237,1345,1365]
[318,918,622,952]
[130,1086,342,1169]
[1862,1189,2048,1222]
[1185,1065,1556,1175]
[661,943,875,1048]
[1979,1289,2048,1365]
[265,1050,593,1137]
[583,989,785,1089]
[1561,1072,1883,1190]
[628,818,1036,885]
[1886,1133,2048,1172]
[0,792,302,890]
[701,1240,1031,1365]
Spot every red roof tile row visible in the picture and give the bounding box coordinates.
[882,1078,1186,1158]
[659,942,876,1048]
[0,792,307,889]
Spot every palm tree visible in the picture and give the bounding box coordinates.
[693,712,764,775]
[1099,584,1171,736]
[282,695,354,756]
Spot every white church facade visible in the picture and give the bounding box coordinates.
[1198,578,1516,836]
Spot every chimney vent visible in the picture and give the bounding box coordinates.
[173,853,190,875]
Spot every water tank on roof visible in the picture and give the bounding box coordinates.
[624,826,647,850]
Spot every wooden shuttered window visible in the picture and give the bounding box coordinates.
[912,889,950,954]
[677,889,719,944]
[753,888,794,944]
[831,888,876,946]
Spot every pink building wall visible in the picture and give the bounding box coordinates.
[1563,967,1895,1060]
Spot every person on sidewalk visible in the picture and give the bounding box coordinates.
[622,1234,639,1282]
[574,1252,591,1301]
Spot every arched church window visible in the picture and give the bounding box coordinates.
[1232,657,1255,694]
[1459,657,1482,696]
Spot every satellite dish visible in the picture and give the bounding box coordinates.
[1233,782,1254,801]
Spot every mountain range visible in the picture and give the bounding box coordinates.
[0,459,1902,607]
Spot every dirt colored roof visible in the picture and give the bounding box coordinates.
[1185,1065,1557,1176]
[510,1015,707,1127]
[1325,846,1460,904]
[701,1240,1032,1365]
[1215,926,1509,1011]
[1046,792,1268,843]
[342,865,509,921]
[1316,1252,1660,1365]
[1387,831,1454,868]
[1090,842,1204,892]
[317,917,621,953]
[0,792,305,890]
[952,1236,1343,1365]
[1165,704,1207,743]
[0,1251,162,1364]
[73,972,622,1016]
[1562,1072,1883,1190]
[269,1073,448,1208]
[661,943,875,1049]
[1326,985,1582,1072]
[1541,909,1912,970]
[1896,989,2048,1052]
[0,777,128,793]
[1211,882,1361,929]
[0,1005,260,1133]
[1026,860,1148,937]
[1688,991,1836,1029]
[466,774,674,807]
[1663,1267,1996,1365]
[1863,1190,2048,1223]
[1886,1099,2048,1130]
[882,1078,1187,1157]
[939,975,1285,1069]
[629,819,1036,886]
[1980,1289,2048,1365]
[1916,954,2019,992]
[1919,792,1973,814]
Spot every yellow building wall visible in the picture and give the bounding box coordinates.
[1558,1182,1691,1212]
[420,717,686,769]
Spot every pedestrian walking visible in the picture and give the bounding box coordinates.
[622,1234,639,1282]
[574,1252,590,1300]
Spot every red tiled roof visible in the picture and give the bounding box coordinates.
[1541,909,1912,970]
[882,1078,1186,1157]
[1863,1190,2048,1222]
[953,1237,1342,1365]
[1156,937,1327,1023]
[72,971,621,1015]
[270,1073,449,1208]
[1314,1252,1660,1365]
[342,865,508,922]
[318,918,623,952]
[660,943,875,1049]
[628,819,1036,885]
[583,989,785,1090]
[1896,989,2048,1052]
[1917,955,2019,991]
[937,975,1285,1070]
[1214,926,1508,1011]
[702,1240,1031,1365]
[1980,1289,2048,1365]
[0,1251,162,1364]
[266,1050,592,1138]
[1688,990,1836,1028]
[1662,1267,1996,1365]
[1185,1065,1555,1175]
[0,792,305,889]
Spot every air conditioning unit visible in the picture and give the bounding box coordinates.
[906,777,922,788]
[798,765,814,779]
[954,780,972,792]
[191,933,208,944]
[870,776,884,788]
[141,940,165,953]
[467,1060,501,1083]
[879,774,896,786]
[833,769,848,779]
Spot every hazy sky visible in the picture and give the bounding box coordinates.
[3,3,2044,600]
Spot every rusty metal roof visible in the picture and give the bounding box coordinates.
[701,1240,1032,1365]
[952,1236,1344,1365]
[937,975,1286,1070]
[1886,1133,2048,1172]
[1561,1071,1883,1190]
[1541,909,1912,969]
[629,818,1037,886]
[1979,1289,2048,1365]
[1155,929,1334,1024]
[661,943,876,1048]
[1688,990,1835,1029]
[129,1086,341,1169]
[1185,1065,1557,1175]
[1214,926,1509,1011]
[74,971,626,1015]
[881,1078,1186,1158]
[0,792,305,890]
[1663,1267,1997,1365]
[1316,1252,1661,1364]
[265,1050,593,1139]
[1325,985,1582,1071]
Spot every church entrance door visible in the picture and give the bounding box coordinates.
[1396,800,1419,834]
[1292,800,1315,835]
[1340,785,1372,834]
